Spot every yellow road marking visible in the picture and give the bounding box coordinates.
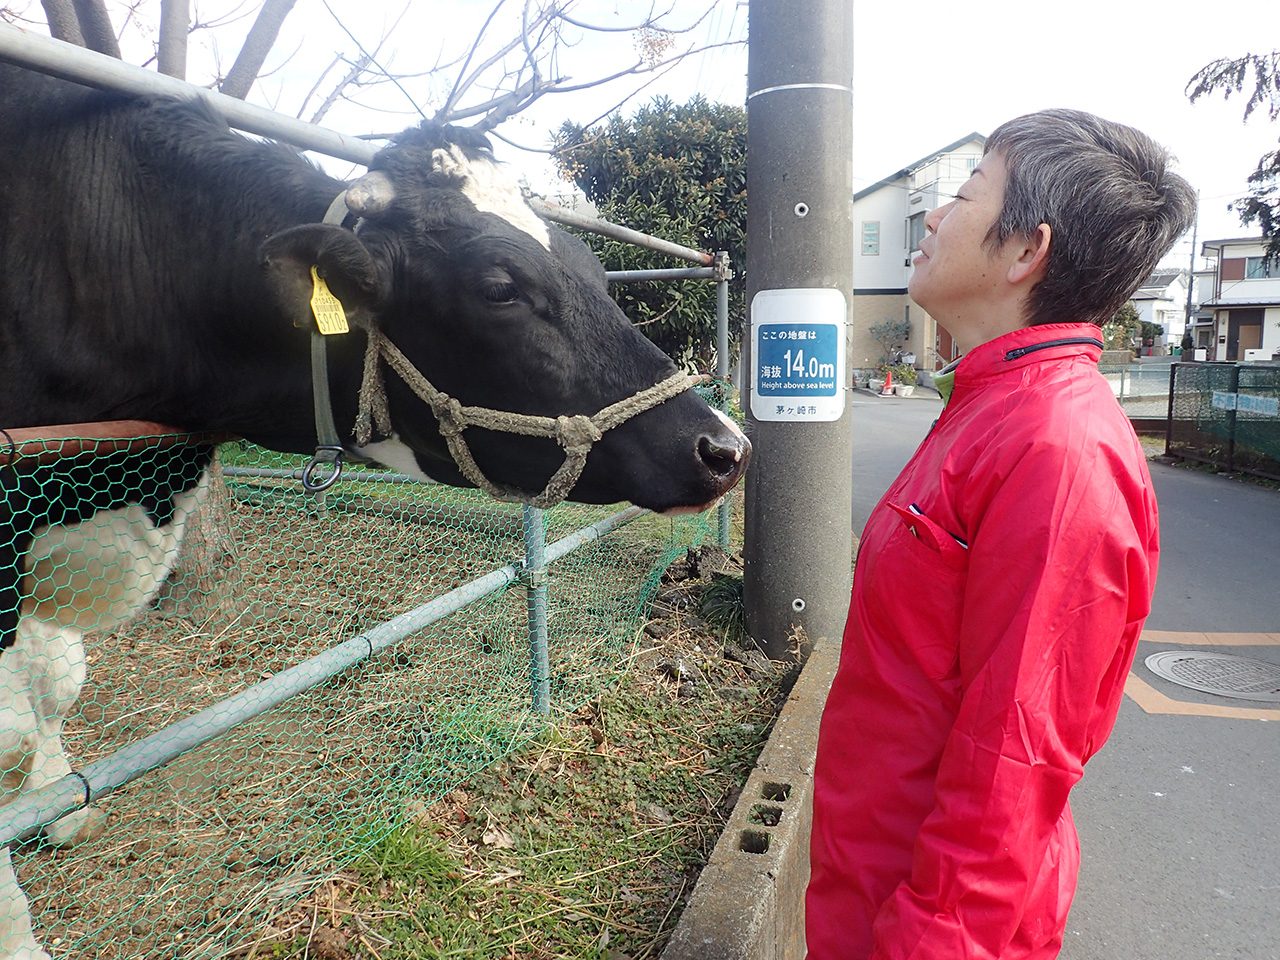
[1141,630,1280,647]
[1124,672,1280,720]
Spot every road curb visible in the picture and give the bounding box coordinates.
[660,636,840,960]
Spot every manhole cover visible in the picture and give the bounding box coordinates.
[1145,651,1280,703]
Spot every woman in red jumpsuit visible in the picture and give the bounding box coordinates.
[806,110,1197,960]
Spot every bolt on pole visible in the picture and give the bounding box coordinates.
[743,0,854,659]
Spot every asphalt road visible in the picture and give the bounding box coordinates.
[849,388,942,533]
[848,389,1280,960]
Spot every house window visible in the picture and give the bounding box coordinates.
[908,211,927,251]
[1245,256,1278,279]
[861,221,880,256]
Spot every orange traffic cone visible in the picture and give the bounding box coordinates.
[880,368,895,396]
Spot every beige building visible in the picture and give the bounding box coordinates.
[1199,237,1280,361]
[852,133,985,375]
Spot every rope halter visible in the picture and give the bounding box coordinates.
[353,324,699,509]
[304,186,701,509]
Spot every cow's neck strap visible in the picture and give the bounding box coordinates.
[306,191,700,508]
[354,327,699,510]
[302,194,357,493]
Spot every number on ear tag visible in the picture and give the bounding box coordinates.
[310,265,350,335]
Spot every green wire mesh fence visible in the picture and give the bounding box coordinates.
[1,430,716,958]
[1166,362,1280,481]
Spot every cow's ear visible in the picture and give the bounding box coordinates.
[261,224,390,329]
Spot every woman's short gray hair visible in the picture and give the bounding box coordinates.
[985,108,1197,327]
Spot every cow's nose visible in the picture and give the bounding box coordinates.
[698,429,752,481]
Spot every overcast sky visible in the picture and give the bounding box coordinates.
[47,0,1280,269]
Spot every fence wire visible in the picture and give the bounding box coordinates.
[2,435,714,958]
[1167,363,1280,481]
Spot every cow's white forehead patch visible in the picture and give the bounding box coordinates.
[432,144,551,250]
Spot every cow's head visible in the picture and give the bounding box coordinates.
[262,123,749,513]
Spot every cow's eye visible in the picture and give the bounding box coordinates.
[480,281,521,304]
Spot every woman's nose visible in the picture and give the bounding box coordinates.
[924,200,952,233]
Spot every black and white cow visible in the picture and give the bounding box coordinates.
[0,61,749,958]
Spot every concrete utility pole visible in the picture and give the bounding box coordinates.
[1182,194,1199,357]
[743,0,854,658]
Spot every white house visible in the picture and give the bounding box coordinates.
[852,133,985,372]
[1199,237,1280,361]
[1129,268,1188,348]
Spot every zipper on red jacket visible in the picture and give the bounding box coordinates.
[1003,336,1104,361]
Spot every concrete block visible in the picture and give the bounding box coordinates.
[661,636,840,960]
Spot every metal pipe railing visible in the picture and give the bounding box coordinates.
[530,199,713,266]
[0,25,379,165]
[223,466,415,483]
[606,267,717,282]
[0,503,646,846]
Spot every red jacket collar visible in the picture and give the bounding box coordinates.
[955,323,1104,381]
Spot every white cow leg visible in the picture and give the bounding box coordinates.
[0,669,47,960]
[28,732,105,849]
[0,842,50,960]
[12,621,104,849]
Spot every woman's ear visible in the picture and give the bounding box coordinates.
[1007,222,1051,287]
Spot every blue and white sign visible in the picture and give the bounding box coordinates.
[750,288,847,422]
[1213,390,1280,417]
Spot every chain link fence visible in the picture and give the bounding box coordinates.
[1,432,718,958]
[1098,361,1178,419]
[1166,362,1280,481]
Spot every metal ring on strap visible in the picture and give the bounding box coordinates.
[301,446,346,493]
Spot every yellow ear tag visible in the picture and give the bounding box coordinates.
[309,265,350,335]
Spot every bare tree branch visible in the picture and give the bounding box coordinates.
[219,0,297,100]
[39,0,83,44]
[157,0,189,79]
[463,75,539,131]
[442,0,529,118]
[562,55,683,133]
[114,0,145,41]
[191,0,259,34]
[550,37,741,95]
[297,53,344,120]
[318,0,426,120]
[558,2,701,35]
[70,0,120,57]
[307,52,373,124]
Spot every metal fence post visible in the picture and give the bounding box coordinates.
[716,252,732,550]
[1227,363,1240,474]
[523,505,551,714]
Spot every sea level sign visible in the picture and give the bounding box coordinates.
[750,288,847,422]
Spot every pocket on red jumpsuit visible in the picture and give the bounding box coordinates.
[861,501,970,681]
